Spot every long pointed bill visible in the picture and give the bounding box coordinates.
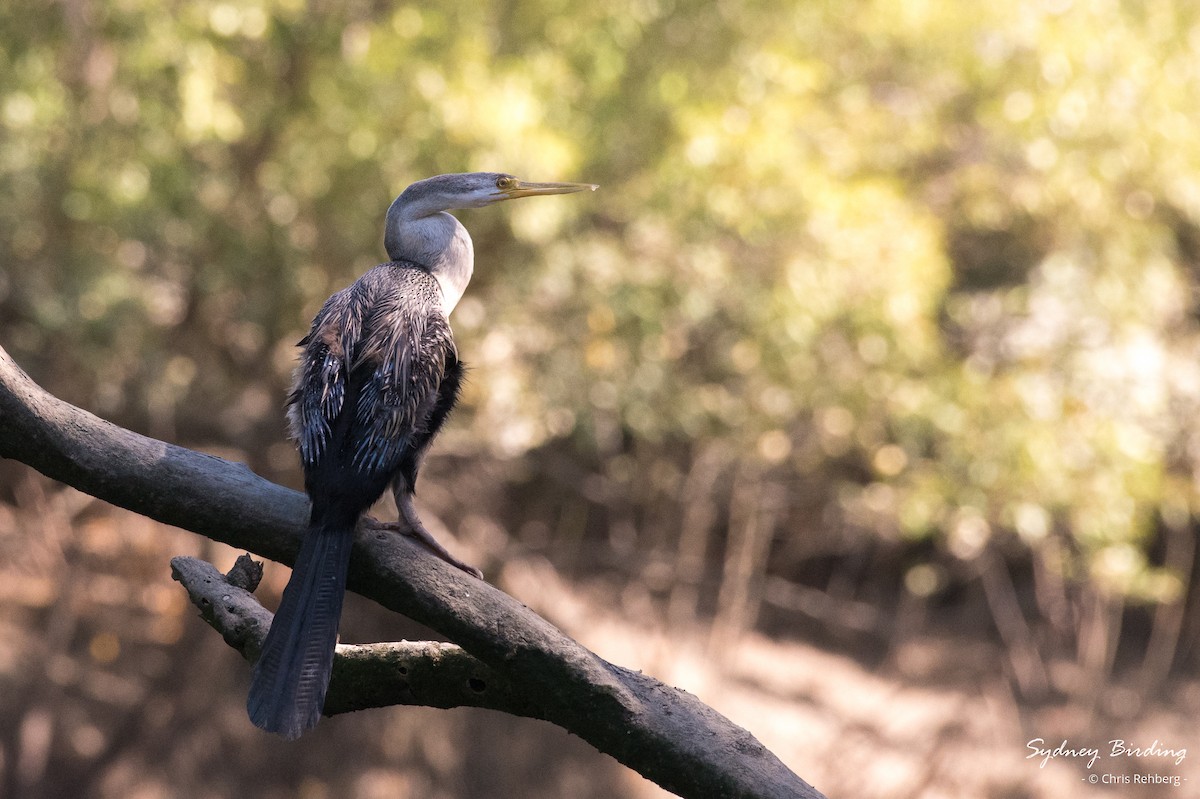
[503,180,599,199]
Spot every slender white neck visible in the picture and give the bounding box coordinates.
[385,207,474,314]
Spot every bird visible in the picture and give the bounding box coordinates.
[246,172,597,739]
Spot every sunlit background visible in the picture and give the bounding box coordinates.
[3,0,1200,796]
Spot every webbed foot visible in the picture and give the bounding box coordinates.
[370,498,483,580]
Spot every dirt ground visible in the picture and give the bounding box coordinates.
[3,482,1197,798]
[500,557,1200,799]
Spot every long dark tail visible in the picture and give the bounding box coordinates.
[246,511,355,739]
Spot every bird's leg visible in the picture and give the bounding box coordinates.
[384,486,483,580]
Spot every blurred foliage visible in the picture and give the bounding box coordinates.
[4,0,1200,682]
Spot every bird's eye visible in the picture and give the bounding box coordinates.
[496,176,517,190]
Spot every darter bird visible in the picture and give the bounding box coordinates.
[247,172,597,739]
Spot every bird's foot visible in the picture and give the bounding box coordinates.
[366,517,484,580]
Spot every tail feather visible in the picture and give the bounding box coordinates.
[247,520,354,739]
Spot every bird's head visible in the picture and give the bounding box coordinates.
[396,172,598,214]
[383,172,597,308]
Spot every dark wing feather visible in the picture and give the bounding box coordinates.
[349,275,455,473]
[287,290,351,465]
[287,264,455,476]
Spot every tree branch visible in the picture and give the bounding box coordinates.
[170,555,542,718]
[0,344,826,799]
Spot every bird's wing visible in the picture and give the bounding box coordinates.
[347,278,456,474]
[286,284,370,465]
[287,266,455,475]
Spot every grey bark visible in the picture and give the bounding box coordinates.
[0,344,826,799]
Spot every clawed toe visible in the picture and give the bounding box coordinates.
[366,518,483,580]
